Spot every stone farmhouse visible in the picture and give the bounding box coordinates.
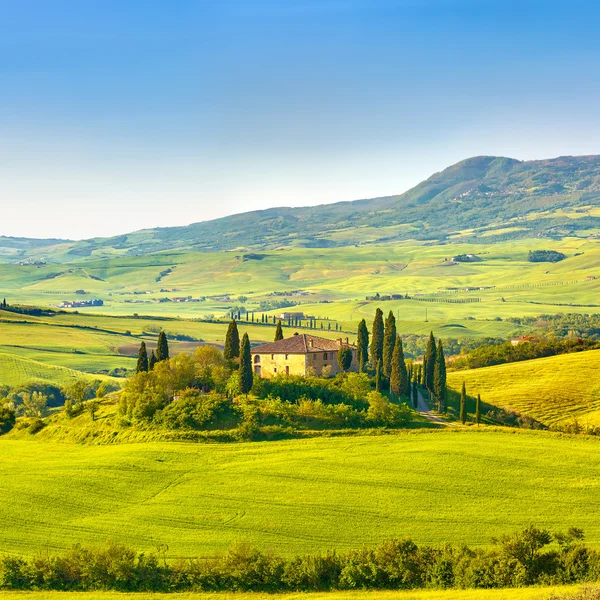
[250,333,358,378]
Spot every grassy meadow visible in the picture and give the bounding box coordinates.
[0,587,588,600]
[2,235,600,386]
[447,350,600,427]
[1,429,600,558]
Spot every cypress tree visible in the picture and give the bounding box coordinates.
[328,322,331,330]
[389,336,403,399]
[274,320,284,341]
[370,308,384,368]
[424,331,437,392]
[156,331,169,362]
[433,340,447,412]
[375,358,382,392]
[382,310,396,377]
[460,381,467,424]
[476,393,481,425]
[224,319,240,360]
[412,375,419,409]
[357,319,369,372]
[149,350,157,371]
[239,333,253,396]
[136,341,148,373]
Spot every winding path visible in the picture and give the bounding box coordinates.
[415,388,458,427]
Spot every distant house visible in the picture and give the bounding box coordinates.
[510,336,539,346]
[277,311,306,320]
[250,333,358,378]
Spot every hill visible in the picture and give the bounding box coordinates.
[1,430,600,557]
[3,154,600,260]
[447,349,600,427]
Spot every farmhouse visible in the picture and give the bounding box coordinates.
[277,311,306,320]
[250,333,358,378]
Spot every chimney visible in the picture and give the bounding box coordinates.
[345,337,349,345]
[309,339,313,347]
[337,338,342,345]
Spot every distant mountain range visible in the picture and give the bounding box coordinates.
[2,154,600,261]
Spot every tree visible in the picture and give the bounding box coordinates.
[433,340,447,412]
[382,311,396,377]
[389,336,407,400]
[370,308,384,367]
[239,333,253,396]
[375,358,382,392]
[136,342,149,373]
[157,331,170,362]
[424,331,437,392]
[149,350,157,371]
[86,399,100,421]
[476,393,481,425]
[412,375,419,409]
[274,320,284,341]
[224,319,240,360]
[460,381,467,424]
[337,346,353,372]
[357,319,369,372]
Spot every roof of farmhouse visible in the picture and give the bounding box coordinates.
[251,333,355,355]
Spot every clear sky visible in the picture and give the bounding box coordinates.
[1,0,600,240]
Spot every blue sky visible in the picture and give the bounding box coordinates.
[1,0,600,239]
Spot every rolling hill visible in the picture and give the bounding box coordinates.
[2,154,600,261]
[447,349,600,427]
[2,430,600,557]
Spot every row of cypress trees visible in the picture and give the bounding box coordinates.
[358,310,485,422]
[136,331,170,373]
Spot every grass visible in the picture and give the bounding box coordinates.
[1,429,600,558]
[0,350,120,386]
[1,235,600,385]
[446,350,600,427]
[0,587,587,600]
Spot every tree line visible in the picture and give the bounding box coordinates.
[1,526,598,592]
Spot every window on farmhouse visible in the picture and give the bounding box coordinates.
[323,352,327,360]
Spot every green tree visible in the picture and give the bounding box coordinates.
[149,350,157,371]
[460,381,467,424]
[356,319,369,372]
[412,375,419,409]
[239,333,253,397]
[433,340,447,412]
[389,336,407,400]
[382,310,396,377]
[157,331,170,362]
[136,341,149,373]
[274,320,284,341]
[337,346,353,372]
[424,331,437,392]
[476,393,481,425]
[86,399,100,421]
[370,308,384,367]
[224,319,240,360]
[375,358,382,392]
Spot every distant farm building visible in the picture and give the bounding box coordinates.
[250,333,358,378]
[510,336,540,346]
[59,299,104,308]
[277,311,307,320]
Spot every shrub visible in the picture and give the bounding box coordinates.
[154,390,240,430]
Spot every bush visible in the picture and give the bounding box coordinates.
[0,405,16,434]
[154,390,240,430]
[27,418,45,434]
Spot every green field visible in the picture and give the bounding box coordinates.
[2,235,600,386]
[1,430,599,558]
[447,350,600,427]
[0,587,586,600]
